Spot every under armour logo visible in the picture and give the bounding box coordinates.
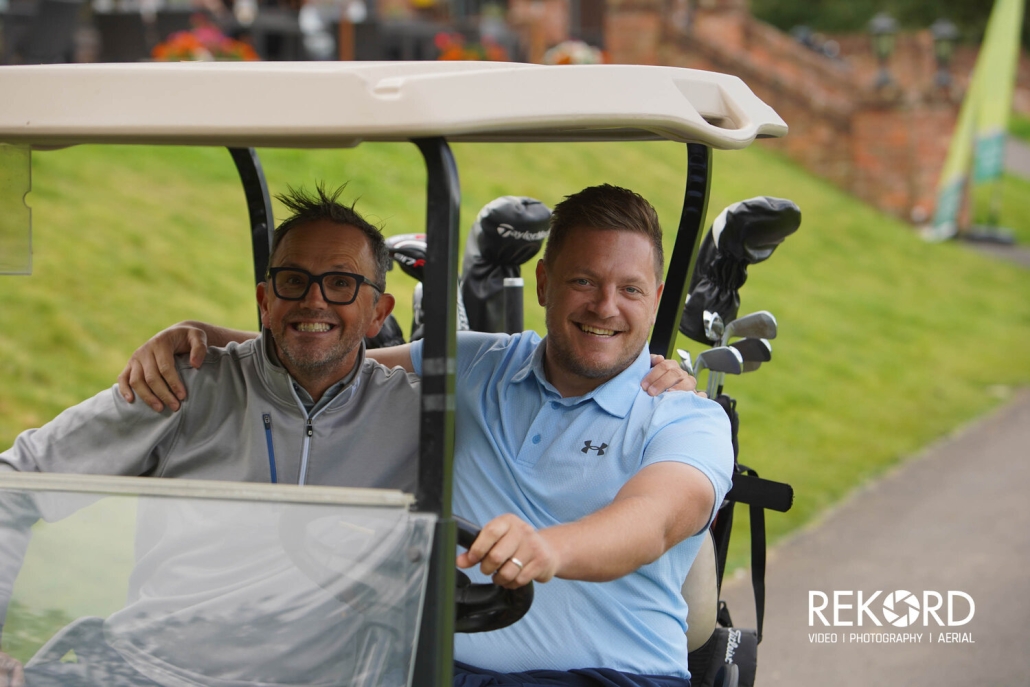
[581,440,608,456]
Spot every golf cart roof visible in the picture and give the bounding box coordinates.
[0,62,786,149]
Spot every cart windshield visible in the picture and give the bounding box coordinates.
[0,144,30,275]
[0,473,434,687]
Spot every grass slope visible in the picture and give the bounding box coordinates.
[972,172,1030,245]
[1011,113,1030,143]
[1,141,1029,594]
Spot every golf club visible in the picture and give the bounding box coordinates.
[708,312,778,396]
[720,311,777,347]
[676,348,693,375]
[730,338,772,364]
[703,310,724,345]
[694,346,744,397]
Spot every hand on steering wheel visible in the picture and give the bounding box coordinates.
[279,509,532,633]
[454,516,533,633]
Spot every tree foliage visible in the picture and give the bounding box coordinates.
[750,0,1030,49]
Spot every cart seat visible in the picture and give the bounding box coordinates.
[682,531,719,652]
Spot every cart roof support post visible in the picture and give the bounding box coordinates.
[650,143,712,359]
[228,147,275,327]
[412,136,460,687]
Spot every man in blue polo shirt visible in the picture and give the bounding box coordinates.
[409,185,733,685]
[118,184,733,686]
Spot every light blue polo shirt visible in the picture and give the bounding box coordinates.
[411,330,733,678]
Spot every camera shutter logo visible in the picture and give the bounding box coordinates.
[882,590,920,627]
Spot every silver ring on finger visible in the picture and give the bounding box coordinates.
[509,557,524,571]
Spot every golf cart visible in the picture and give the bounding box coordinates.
[0,61,791,687]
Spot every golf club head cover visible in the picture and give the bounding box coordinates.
[385,233,427,282]
[680,197,801,345]
[461,196,551,333]
[364,314,406,349]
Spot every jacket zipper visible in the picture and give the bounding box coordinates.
[262,413,277,484]
[298,418,314,486]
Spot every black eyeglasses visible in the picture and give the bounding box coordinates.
[267,267,383,305]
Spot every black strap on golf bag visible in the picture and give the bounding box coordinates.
[709,392,792,648]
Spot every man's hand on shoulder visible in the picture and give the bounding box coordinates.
[457,514,560,589]
[117,322,212,412]
[641,354,706,398]
[0,649,24,687]
[117,321,259,413]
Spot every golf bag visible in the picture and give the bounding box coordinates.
[368,233,446,347]
[460,196,551,334]
[680,197,801,345]
[683,391,792,687]
[681,199,799,687]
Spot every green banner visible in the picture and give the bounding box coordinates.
[930,64,981,239]
[931,0,1025,238]
[973,0,1024,184]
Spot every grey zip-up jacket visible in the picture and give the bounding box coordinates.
[0,335,423,686]
[0,334,421,490]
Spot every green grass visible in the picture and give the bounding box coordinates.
[1,141,1029,592]
[1010,113,1030,143]
[972,173,1030,245]
[3,498,136,662]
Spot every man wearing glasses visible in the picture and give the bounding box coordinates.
[0,185,425,686]
[1,184,421,491]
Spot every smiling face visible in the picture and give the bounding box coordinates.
[536,226,664,397]
[257,219,394,399]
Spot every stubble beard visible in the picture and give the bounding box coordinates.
[271,315,361,382]
[544,309,639,382]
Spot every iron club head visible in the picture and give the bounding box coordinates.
[703,310,724,345]
[721,311,777,346]
[676,348,693,375]
[730,338,772,363]
[693,346,744,375]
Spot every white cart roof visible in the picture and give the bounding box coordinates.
[0,62,786,149]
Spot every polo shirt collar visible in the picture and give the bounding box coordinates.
[513,336,649,419]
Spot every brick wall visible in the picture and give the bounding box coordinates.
[603,0,662,65]
[597,0,1030,224]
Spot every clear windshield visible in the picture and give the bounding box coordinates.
[0,478,434,687]
[0,144,31,275]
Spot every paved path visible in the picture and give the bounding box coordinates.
[1006,136,1030,179]
[718,390,1030,686]
[967,240,1030,268]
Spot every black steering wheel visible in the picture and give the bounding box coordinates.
[454,516,534,633]
[278,510,533,633]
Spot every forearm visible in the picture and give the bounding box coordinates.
[541,494,672,582]
[364,344,415,373]
[462,462,715,587]
[177,321,257,348]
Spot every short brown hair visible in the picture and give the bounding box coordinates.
[543,184,664,280]
[269,183,390,291]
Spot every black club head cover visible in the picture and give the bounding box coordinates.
[680,197,801,345]
[461,197,551,333]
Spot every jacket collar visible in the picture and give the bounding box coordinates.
[257,332,365,414]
